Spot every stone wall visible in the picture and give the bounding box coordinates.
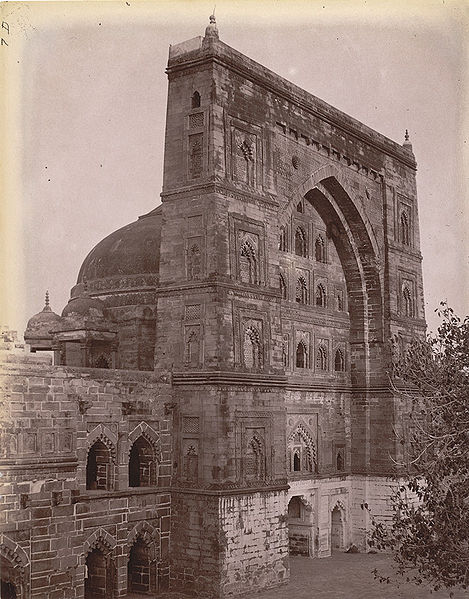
[0,354,171,598]
[220,492,288,596]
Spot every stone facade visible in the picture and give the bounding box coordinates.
[1,19,425,599]
[0,354,171,598]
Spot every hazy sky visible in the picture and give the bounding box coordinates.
[2,0,468,336]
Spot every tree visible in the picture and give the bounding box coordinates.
[369,304,469,594]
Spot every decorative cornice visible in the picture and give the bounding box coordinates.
[172,370,287,388]
[74,487,172,502]
[285,382,391,394]
[156,279,281,300]
[72,274,159,298]
[280,305,351,329]
[171,370,394,395]
[170,483,289,497]
[389,314,427,328]
[161,181,279,209]
[387,241,423,261]
[0,458,79,471]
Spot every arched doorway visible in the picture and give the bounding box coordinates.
[1,555,19,599]
[1,580,17,599]
[287,496,311,556]
[331,506,345,551]
[127,537,156,594]
[85,547,115,598]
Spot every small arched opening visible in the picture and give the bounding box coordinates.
[295,277,308,304]
[287,496,311,556]
[129,436,157,488]
[86,440,113,491]
[331,506,345,551]
[94,354,110,369]
[336,450,344,471]
[400,211,410,245]
[315,235,326,262]
[293,450,301,472]
[279,226,287,251]
[245,434,265,482]
[1,556,19,599]
[337,291,344,311]
[127,537,154,594]
[315,284,326,308]
[279,274,287,299]
[243,327,261,369]
[403,285,414,318]
[185,330,199,367]
[294,227,307,257]
[85,547,115,599]
[239,242,257,284]
[188,244,201,280]
[191,90,201,109]
[316,345,328,371]
[296,341,307,369]
[334,349,345,372]
[288,427,316,474]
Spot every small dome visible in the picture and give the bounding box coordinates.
[24,292,62,349]
[26,307,62,329]
[77,206,162,284]
[26,292,62,332]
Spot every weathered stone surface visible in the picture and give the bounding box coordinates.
[1,19,425,599]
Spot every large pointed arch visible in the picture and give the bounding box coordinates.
[279,164,385,385]
[286,163,381,261]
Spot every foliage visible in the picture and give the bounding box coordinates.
[369,303,469,594]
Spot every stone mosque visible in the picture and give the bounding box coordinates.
[0,16,426,599]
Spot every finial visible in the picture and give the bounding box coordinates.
[83,277,89,295]
[403,128,413,152]
[45,290,50,308]
[205,12,219,39]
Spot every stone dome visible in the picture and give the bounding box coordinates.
[26,292,62,334]
[24,292,62,350]
[77,206,162,284]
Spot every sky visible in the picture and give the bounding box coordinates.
[1,0,468,336]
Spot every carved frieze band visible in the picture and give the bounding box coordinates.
[71,274,158,296]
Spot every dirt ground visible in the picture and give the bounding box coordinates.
[253,553,468,599]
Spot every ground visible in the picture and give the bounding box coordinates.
[145,554,468,599]
[254,554,468,599]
